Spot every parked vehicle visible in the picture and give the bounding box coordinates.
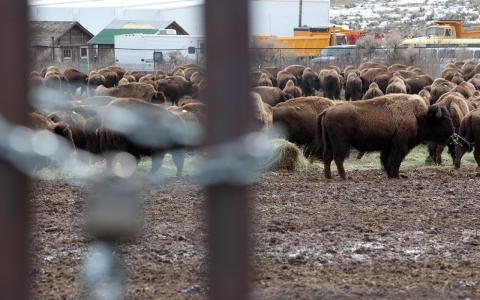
[253,25,366,57]
[114,31,206,72]
[403,20,480,47]
[311,45,358,65]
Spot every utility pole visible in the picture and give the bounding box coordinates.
[299,0,303,27]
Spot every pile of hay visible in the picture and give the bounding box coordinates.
[261,139,311,172]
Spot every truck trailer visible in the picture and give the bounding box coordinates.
[114,32,206,72]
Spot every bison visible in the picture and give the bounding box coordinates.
[251,86,292,106]
[96,83,165,103]
[345,72,362,101]
[317,94,455,179]
[427,92,470,165]
[272,96,335,148]
[282,80,302,98]
[454,109,480,169]
[99,98,187,176]
[156,76,193,106]
[300,68,320,96]
[320,69,342,100]
[362,82,384,100]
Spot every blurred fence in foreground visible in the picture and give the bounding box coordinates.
[5,0,254,300]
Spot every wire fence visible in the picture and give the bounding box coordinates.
[31,45,480,79]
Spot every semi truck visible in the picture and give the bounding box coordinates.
[114,32,206,72]
[402,20,480,47]
[253,25,366,57]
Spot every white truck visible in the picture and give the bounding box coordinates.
[114,30,206,72]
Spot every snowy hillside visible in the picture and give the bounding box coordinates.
[330,0,480,38]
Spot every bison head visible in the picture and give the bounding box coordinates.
[426,105,455,145]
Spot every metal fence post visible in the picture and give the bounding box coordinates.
[204,0,252,299]
[0,1,31,299]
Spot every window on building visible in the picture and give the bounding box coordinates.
[80,47,87,58]
[63,48,72,59]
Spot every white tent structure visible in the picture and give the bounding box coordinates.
[28,0,330,37]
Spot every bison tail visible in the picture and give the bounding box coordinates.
[304,111,327,160]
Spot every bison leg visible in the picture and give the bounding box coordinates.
[380,149,390,171]
[323,136,333,179]
[171,149,185,177]
[149,152,166,175]
[334,88,341,100]
[474,147,480,168]
[446,141,456,164]
[386,143,408,178]
[454,145,466,169]
[434,144,445,165]
[334,155,347,180]
[345,90,351,101]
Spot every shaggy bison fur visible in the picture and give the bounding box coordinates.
[99,98,187,176]
[317,94,455,179]
[454,109,480,169]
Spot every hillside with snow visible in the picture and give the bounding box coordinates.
[330,0,480,38]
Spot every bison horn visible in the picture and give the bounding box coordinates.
[436,106,442,119]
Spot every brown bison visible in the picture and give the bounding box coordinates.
[301,68,320,96]
[96,83,165,103]
[251,86,292,106]
[454,109,480,169]
[87,71,107,95]
[362,82,384,100]
[404,74,434,95]
[156,76,194,106]
[98,69,120,88]
[317,94,455,179]
[430,79,456,103]
[345,72,362,101]
[99,98,187,176]
[277,70,298,90]
[272,96,335,148]
[29,112,74,147]
[427,92,470,165]
[48,109,89,150]
[386,73,408,94]
[122,71,136,82]
[63,68,88,97]
[83,115,103,164]
[282,80,302,98]
[249,92,273,132]
[320,69,342,100]
[257,73,273,87]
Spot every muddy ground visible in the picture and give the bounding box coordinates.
[30,164,480,299]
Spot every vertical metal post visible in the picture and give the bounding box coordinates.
[299,0,303,27]
[0,1,31,299]
[51,36,55,61]
[204,0,252,299]
[333,25,337,46]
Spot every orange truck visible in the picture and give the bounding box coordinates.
[402,20,480,46]
[253,25,366,57]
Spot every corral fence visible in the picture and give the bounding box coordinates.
[32,45,480,79]
[250,46,480,78]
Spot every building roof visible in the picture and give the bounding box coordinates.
[88,20,189,45]
[30,21,93,46]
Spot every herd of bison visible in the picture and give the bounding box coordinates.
[28,61,480,298]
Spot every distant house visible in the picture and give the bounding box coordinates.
[88,20,189,67]
[30,21,94,72]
